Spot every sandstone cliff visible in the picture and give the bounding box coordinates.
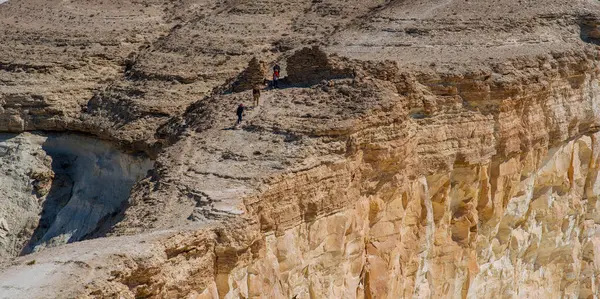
[1,0,600,298]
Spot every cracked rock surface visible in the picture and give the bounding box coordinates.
[1,0,600,298]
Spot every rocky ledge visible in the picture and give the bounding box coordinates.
[1,0,600,298]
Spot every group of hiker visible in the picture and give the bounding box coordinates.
[236,63,281,126]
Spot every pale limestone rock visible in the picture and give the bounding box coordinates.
[2,1,600,298]
[0,133,152,261]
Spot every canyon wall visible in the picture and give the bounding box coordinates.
[223,135,600,298]
[58,51,600,299]
[198,54,600,298]
[1,0,600,298]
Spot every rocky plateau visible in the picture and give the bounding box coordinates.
[1,0,600,298]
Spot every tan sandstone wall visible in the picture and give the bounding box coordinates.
[117,52,600,299]
[209,134,600,298]
[3,1,600,298]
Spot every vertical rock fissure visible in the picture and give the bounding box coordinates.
[21,158,75,255]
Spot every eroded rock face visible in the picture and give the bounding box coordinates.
[0,133,152,260]
[286,46,353,85]
[47,51,597,299]
[216,135,600,298]
[2,0,600,298]
[230,57,268,93]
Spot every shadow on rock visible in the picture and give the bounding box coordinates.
[20,134,153,255]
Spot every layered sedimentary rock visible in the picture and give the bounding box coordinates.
[230,57,267,92]
[156,53,600,298]
[1,0,600,298]
[285,46,353,85]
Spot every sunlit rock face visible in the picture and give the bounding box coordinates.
[1,52,600,299]
[216,135,600,299]
[167,54,600,298]
[1,51,597,299]
[2,0,600,298]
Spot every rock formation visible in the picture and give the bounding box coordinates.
[0,133,152,259]
[0,0,600,298]
[286,46,353,85]
[230,57,267,92]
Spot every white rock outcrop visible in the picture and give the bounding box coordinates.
[0,133,152,259]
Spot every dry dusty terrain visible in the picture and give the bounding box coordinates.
[1,0,600,298]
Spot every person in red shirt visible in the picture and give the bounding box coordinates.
[273,64,281,88]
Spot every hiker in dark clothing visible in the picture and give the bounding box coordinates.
[252,86,261,106]
[236,103,245,125]
[273,64,281,88]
